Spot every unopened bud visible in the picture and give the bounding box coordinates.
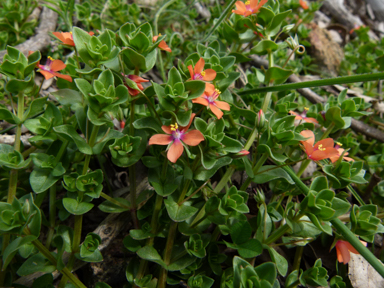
[120,121,125,129]
[233,149,250,158]
[255,110,266,130]
[254,189,265,203]
[23,199,30,216]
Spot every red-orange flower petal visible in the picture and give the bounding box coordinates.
[335,240,367,264]
[161,125,172,135]
[148,134,173,145]
[194,58,205,74]
[202,69,216,81]
[52,72,73,82]
[214,100,230,111]
[39,70,55,80]
[182,130,205,146]
[192,97,209,106]
[50,60,67,72]
[188,65,194,79]
[209,104,224,119]
[168,140,184,163]
[300,130,315,147]
[53,32,74,46]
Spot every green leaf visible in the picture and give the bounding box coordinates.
[17,253,56,276]
[62,198,94,215]
[54,125,92,155]
[265,67,293,85]
[253,165,294,185]
[121,47,147,71]
[51,89,83,110]
[22,97,48,122]
[185,80,206,100]
[194,157,232,181]
[237,239,263,258]
[230,220,252,244]
[164,199,198,222]
[3,235,37,270]
[250,40,279,55]
[264,245,288,276]
[133,116,162,132]
[136,245,166,268]
[266,10,291,37]
[30,166,65,194]
[0,107,20,124]
[72,27,93,66]
[98,198,130,213]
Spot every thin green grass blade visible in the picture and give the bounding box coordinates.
[238,72,384,95]
[202,0,237,42]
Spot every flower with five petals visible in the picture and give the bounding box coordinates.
[299,130,339,161]
[149,114,205,163]
[188,58,216,81]
[232,0,268,17]
[153,34,172,53]
[37,56,72,82]
[335,240,367,264]
[192,83,230,119]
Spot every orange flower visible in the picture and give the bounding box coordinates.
[289,108,318,124]
[299,0,309,10]
[153,34,172,53]
[122,74,149,96]
[335,240,367,264]
[299,130,339,161]
[37,56,72,82]
[52,31,94,47]
[232,0,268,17]
[192,83,230,119]
[188,58,216,81]
[329,142,354,163]
[148,114,205,163]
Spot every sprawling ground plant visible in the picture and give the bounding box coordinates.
[0,0,384,287]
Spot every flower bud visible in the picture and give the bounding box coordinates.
[255,110,266,130]
[254,188,265,203]
[233,149,250,158]
[22,199,30,216]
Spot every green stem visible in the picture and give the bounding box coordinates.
[240,153,269,191]
[292,246,304,271]
[238,72,384,95]
[0,91,25,285]
[45,184,56,249]
[135,194,164,282]
[261,92,272,113]
[296,159,311,178]
[264,223,291,245]
[213,125,259,194]
[59,126,99,287]
[347,185,365,206]
[202,0,237,42]
[33,239,86,288]
[158,180,191,288]
[321,123,335,139]
[100,192,130,209]
[213,166,235,193]
[158,221,178,288]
